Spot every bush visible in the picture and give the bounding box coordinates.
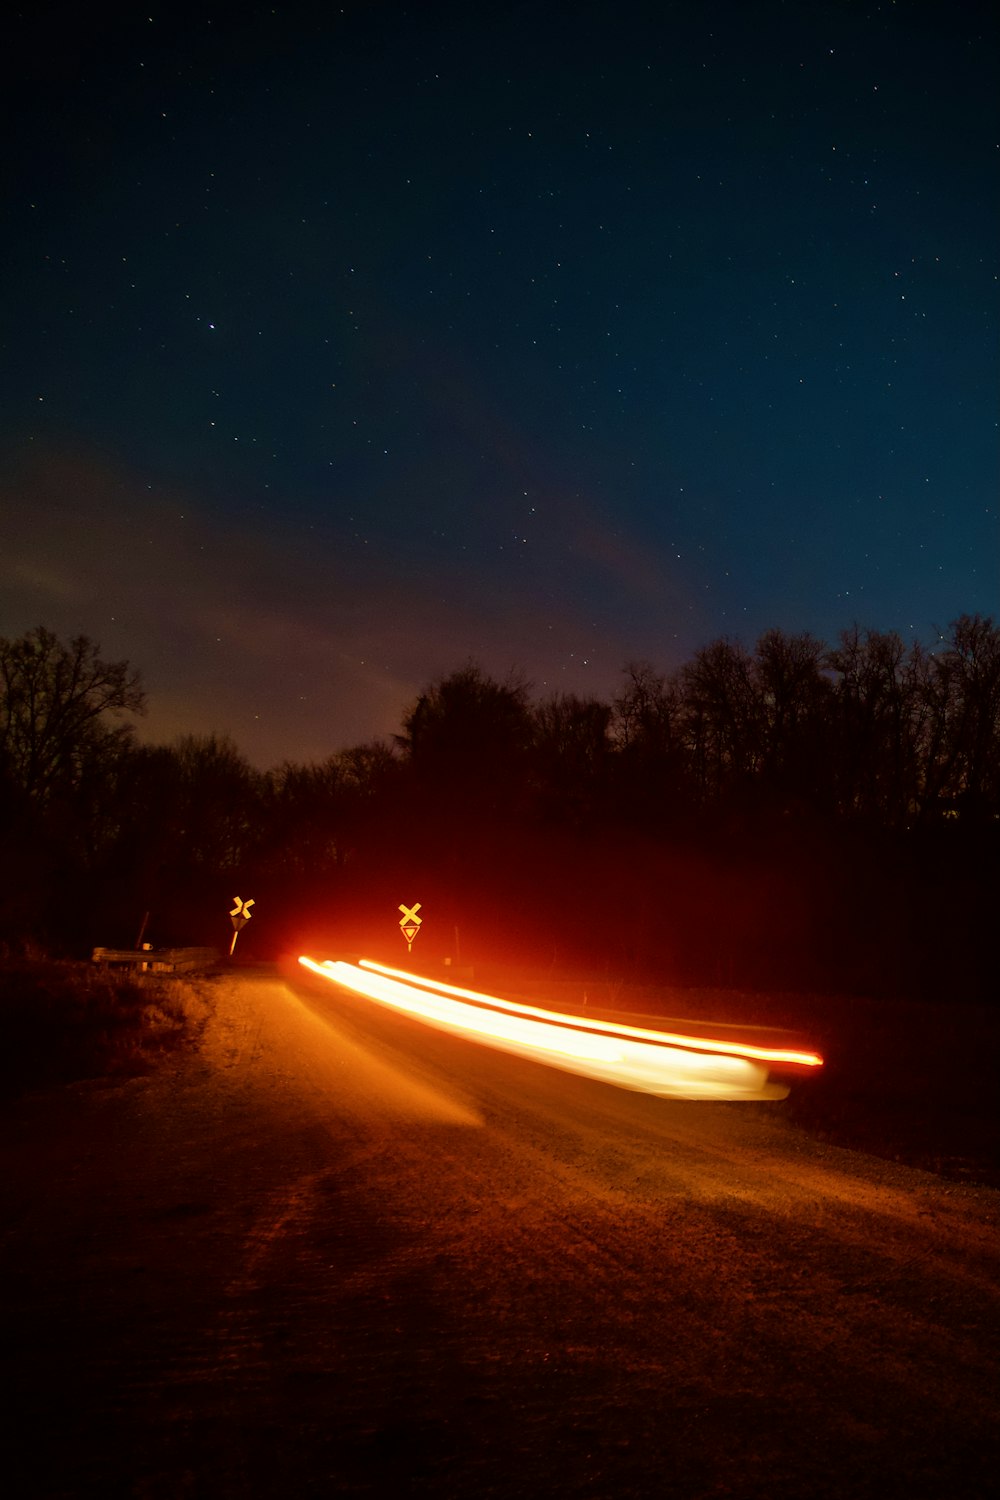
[0,961,215,1100]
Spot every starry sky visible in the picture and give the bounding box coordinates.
[2,0,997,768]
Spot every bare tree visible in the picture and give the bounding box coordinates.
[921,614,1000,821]
[399,663,533,816]
[168,734,263,872]
[751,629,832,810]
[611,662,691,830]
[0,626,144,806]
[825,626,924,825]
[680,637,761,805]
[531,693,613,828]
[261,741,402,879]
[612,661,681,755]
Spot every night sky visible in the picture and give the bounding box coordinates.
[2,1,997,768]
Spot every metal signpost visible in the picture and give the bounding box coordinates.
[399,901,422,952]
[229,896,255,956]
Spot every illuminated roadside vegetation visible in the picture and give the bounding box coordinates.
[1,618,998,1003]
[0,959,214,1101]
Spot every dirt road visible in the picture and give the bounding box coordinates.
[3,969,998,1497]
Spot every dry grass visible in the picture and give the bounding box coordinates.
[0,960,216,1100]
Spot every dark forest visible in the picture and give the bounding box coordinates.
[1,619,997,1003]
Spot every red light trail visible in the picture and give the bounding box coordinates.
[298,956,822,1101]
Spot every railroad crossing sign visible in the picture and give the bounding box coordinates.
[230,897,254,929]
[229,896,255,956]
[399,901,422,951]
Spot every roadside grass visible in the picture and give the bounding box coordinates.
[781,996,1000,1190]
[0,960,216,1101]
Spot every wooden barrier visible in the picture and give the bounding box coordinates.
[91,946,220,973]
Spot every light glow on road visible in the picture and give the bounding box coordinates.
[298,956,823,1100]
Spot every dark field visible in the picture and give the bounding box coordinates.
[480,970,1000,1192]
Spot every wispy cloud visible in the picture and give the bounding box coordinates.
[1,443,659,765]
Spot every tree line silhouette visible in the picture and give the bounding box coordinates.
[2,618,997,1001]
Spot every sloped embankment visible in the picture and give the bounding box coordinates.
[0,960,216,1100]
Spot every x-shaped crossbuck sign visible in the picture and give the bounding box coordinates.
[231,897,255,920]
[398,902,422,926]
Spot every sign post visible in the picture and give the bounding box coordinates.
[229,896,255,956]
[398,902,422,953]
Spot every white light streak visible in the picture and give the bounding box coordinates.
[298,957,821,1101]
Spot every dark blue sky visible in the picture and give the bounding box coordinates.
[2,1,996,767]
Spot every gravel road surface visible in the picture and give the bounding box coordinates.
[3,969,997,1498]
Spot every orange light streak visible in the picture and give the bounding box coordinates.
[357,958,824,1070]
[298,956,822,1100]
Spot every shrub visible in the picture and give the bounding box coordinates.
[0,961,215,1099]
